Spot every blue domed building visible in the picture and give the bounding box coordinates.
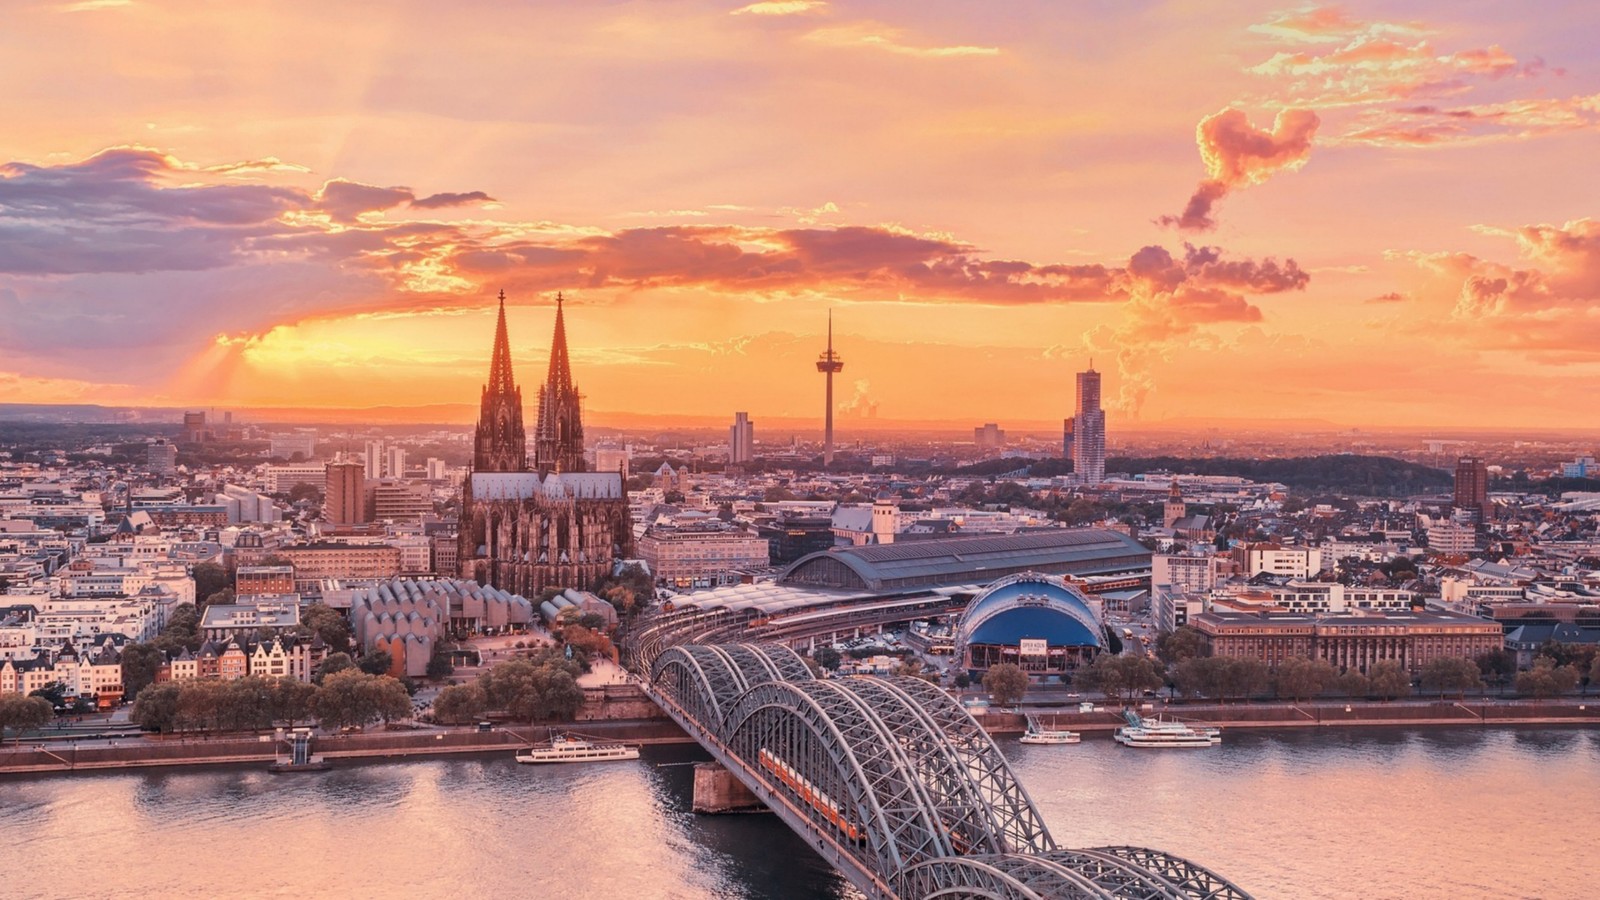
[955,572,1105,679]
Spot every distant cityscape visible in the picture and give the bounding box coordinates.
[2,294,1598,713]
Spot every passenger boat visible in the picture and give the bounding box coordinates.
[1113,711,1221,748]
[1019,714,1080,745]
[515,733,641,764]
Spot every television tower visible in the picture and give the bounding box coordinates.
[816,310,844,467]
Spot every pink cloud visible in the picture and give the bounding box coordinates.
[1160,108,1319,231]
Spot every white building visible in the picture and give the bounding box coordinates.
[269,432,318,460]
[264,463,328,494]
[1239,544,1322,579]
[1153,552,1225,594]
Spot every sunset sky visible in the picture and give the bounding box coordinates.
[3,1,1599,429]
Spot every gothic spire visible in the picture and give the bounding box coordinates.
[488,289,517,395]
[473,288,527,473]
[533,291,587,474]
[546,291,573,393]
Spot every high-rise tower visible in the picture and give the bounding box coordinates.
[1073,363,1106,484]
[533,292,587,474]
[816,311,844,467]
[1453,456,1491,522]
[730,411,755,465]
[472,290,528,473]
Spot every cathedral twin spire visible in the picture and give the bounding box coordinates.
[471,290,586,476]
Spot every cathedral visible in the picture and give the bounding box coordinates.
[458,291,632,596]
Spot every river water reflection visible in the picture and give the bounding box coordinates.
[2,726,1595,899]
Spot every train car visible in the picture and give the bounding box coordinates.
[759,748,864,843]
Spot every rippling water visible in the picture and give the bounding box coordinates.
[2,727,1596,899]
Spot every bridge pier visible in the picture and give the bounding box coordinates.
[692,762,767,814]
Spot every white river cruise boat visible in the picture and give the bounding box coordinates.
[1114,711,1221,749]
[515,733,641,764]
[1019,714,1080,744]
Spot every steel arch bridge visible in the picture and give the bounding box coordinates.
[633,635,1252,900]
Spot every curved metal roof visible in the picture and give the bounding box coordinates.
[778,529,1150,592]
[956,572,1103,649]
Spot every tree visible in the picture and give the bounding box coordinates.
[538,668,585,721]
[287,482,323,505]
[202,588,235,609]
[982,663,1028,708]
[563,624,612,660]
[0,695,54,744]
[1155,626,1206,666]
[119,642,167,702]
[298,602,352,653]
[29,681,70,709]
[314,669,410,731]
[191,562,230,604]
[1367,661,1413,701]
[269,678,318,728]
[812,647,842,671]
[313,652,354,684]
[1218,658,1270,703]
[1078,654,1163,705]
[433,683,487,724]
[1337,670,1371,699]
[426,651,455,680]
[176,679,227,733]
[601,584,640,621]
[1590,655,1600,695]
[952,672,971,689]
[131,682,183,734]
[1274,657,1337,703]
[577,612,608,632]
[155,603,202,653]
[220,676,275,731]
[1419,657,1483,701]
[1515,655,1580,700]
[479,657,587,722]
[1475,649,1516,686]
[357,649,394,676]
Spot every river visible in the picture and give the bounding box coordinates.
[2,726,1595,899]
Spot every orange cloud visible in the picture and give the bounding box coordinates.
[1401,219,1600,354]
[1161,108,1319,231]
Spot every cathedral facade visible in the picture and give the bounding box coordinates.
[458,292,632,597]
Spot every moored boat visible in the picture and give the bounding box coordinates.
[1019,713,1080,744]
[1114,711,1220,748]
[515,733,641,764]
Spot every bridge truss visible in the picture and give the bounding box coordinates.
[631,626,1253,900]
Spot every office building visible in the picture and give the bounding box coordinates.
[368,479,431,524]
[325,462,366,525]
[1072,365,1106,484]
[730,412,755,465]
[269,432,317,460]
[1192,609,1502,675]
[387,446,407,480]
[974,423,1005,450]
[145,440,177,476]
[1453,456,1491,522]
[365,440,386,479]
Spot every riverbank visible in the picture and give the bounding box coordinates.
[976,698,1600,734]
[5,698,1596,776]
[0,718,692,775]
